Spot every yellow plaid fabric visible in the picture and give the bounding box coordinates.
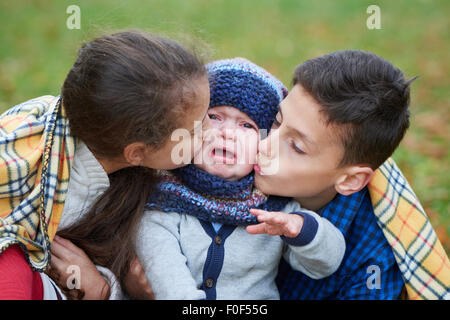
[0,95,75,271]
[369,158,450,299]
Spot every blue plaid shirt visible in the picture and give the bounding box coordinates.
[276,187,405,299]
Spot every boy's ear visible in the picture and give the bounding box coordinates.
[334,166,374,196]
[123,142,146,166]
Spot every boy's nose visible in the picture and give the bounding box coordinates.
[259,129,279,160]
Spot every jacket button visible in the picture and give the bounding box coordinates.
[205,278,214,288]
[214,235,222,245]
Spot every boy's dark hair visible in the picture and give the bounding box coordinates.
[293,50,416,170]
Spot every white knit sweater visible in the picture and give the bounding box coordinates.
[44,139,124,300]
[59,140,110,229]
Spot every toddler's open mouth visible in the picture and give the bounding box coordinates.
[211,147,236,164]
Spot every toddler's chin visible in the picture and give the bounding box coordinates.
[202,163,234,180]
[197,162,254,182]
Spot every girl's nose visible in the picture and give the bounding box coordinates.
[202,114,212,131]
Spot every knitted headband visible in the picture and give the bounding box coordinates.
[206,58,288,131]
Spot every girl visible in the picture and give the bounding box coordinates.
[0,30,210,299]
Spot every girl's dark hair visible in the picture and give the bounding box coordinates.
[293,50,416,170]
[56,30,206,299]
[56,166,156,299]
[62,30,206,156]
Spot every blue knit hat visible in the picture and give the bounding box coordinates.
[206,58,288,131]
[146,59,291,225]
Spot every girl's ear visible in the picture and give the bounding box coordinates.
[334,166,374,196]
[123,142,146,166]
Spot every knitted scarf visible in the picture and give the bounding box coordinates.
[145,165,291,226]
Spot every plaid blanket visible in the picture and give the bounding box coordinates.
[0,95,75,271]
[0,95,448,298]
[369,158,450,299]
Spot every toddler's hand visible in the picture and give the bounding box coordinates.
[123,257,155,300]
[246,209,304,238]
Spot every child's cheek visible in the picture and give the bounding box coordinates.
[240,131,259,164]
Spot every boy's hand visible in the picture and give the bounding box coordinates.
[246,209,304,238]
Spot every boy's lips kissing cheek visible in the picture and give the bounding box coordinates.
[254,153,278,176]
[255,154,268,174]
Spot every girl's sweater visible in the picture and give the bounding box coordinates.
[51,140,123,299]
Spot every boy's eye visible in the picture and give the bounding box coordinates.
[209,114,218,120]
[290,141,305,155]
[243,123,255,129]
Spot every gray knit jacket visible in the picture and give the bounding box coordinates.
[136,200,345,300]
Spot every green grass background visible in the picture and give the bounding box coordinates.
[0,0,448,253]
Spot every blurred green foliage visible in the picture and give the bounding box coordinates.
[0,0,448,252]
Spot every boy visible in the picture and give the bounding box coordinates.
[136,58,346,299]
[253,50,449,299]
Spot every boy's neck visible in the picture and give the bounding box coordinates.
[294,187,338,212]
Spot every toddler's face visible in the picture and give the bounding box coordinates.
[194,106,259,181]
